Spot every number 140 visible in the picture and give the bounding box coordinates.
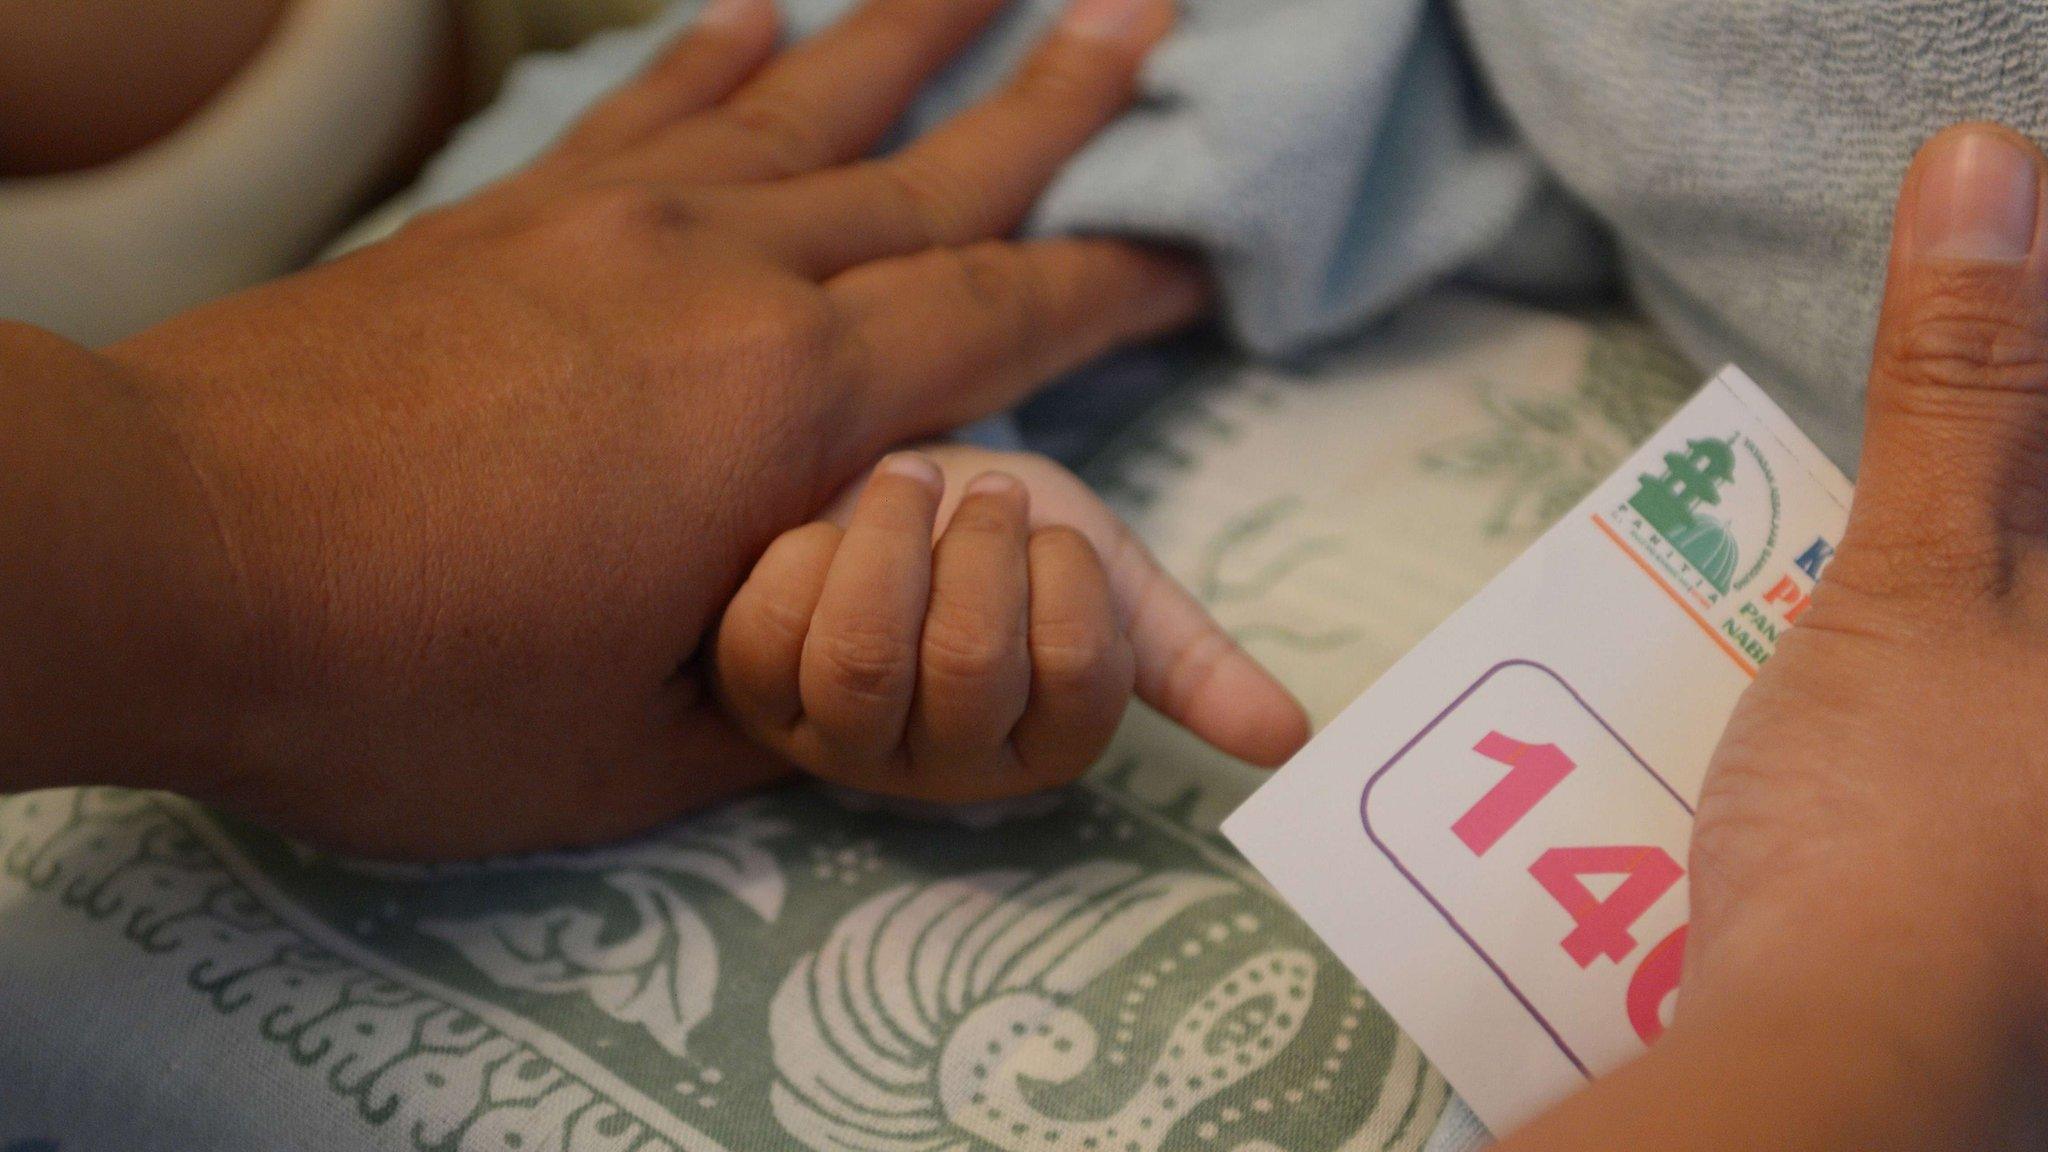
[1456,732,1686,1045]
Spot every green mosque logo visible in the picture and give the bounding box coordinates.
[1627,436,1742,593]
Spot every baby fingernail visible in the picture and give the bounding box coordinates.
[879,452,943,490]
[1060,0,1170,43]
[1912,127,2041,263]
[966,471,1022,498]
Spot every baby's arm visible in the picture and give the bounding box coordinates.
[714,449,1308,803]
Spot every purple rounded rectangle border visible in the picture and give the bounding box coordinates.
[1357,659,1693,1078]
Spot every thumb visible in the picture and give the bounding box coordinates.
[1848,123,2048,600]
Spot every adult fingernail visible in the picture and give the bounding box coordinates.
[697,0,768,29]
[965,471,1022,498]
[878,452,943,491]
[1060,0,1169,44]
[1912,128,2041,263]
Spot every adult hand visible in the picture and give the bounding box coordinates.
[79,0,1212,858]
[1501,123,2048,1150]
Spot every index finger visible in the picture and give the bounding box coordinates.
[1099,522,1311,767]
[749,0,1175,275]
[549,0,782,163]
[954,453,1311,765]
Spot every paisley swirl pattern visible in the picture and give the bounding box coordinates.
[421,870,723,1059]
[769,862,1317,1152]
[395,803,790,1059]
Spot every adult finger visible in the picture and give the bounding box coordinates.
[549,0,782,163]
[797,452,942,767]
[1845,123,2048,601]
[751,0,1173,273]
[907,472,1033,770]
[831,238,1209,444]
[1009,526,1135,789]
[646,0,1009,183]
[715,521,844,739]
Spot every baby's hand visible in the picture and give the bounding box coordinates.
[714,448,1309,804]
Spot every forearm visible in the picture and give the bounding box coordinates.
[0,322,259,794]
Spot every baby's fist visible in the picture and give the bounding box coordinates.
[713,449,1305,803]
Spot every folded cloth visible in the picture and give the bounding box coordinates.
[336,0,1612,363]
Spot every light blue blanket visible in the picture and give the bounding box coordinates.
[371,0,1604,365]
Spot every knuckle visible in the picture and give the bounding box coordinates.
[1015,48,1123,109]
[722,98,835,175]
[1819,520,2016,614]
[919,612,1021,684]
[1879,281,2048,403]
[950,244,1044,348]
[870,157,974,246]
[1030,620,1116,689]
[813,623,917,704]
[695,285,846,382]
[943,495,1019,537]
[948,245,1020,311]
[744,286,844,353]
[544,183,695,243]
[735,584,816,648]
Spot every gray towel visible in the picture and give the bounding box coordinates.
[1458,0,2048,471]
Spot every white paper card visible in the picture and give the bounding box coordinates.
[1222,366,1853,1133]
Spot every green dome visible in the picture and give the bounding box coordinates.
[1670,514,1739,593]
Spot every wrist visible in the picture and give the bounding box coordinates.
[1672,888,2034,1150]
[0,322,268,797]
[1502,962,2030,1152]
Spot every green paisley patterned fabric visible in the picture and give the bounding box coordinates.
[0,292,1693,1152]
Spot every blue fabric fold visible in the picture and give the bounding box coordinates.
[382,0,1603,361]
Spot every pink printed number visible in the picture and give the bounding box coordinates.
[1448,728,1690,1047]
[1626,925,1687,1043]
[1528,846,1685,968]
[1452,732,1576,856]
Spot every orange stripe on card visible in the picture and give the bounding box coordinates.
[1590,514,1757,680]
